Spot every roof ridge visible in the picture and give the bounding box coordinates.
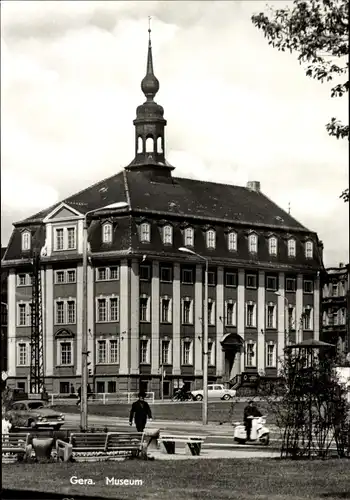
[64,169,124,205]
[173,174,247,189]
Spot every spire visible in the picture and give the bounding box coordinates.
[141,17,160,101]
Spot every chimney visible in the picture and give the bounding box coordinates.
[339,262,344,268]
[246,181,261,192]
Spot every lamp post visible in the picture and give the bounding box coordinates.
[80,201,128,431]
[178,247,208,425]
[275,291,290,349]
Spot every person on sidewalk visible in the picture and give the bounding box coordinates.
[129,392,153,432]
[243,400,261,441]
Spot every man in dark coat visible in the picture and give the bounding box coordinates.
[129,392,153,432]
[243,400,262,441]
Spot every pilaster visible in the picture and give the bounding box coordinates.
[237,269,245,373]
[7,270,16,377]
[296,274,303,343]
[119,259,130,375]
[172,263,181,375]
[76,264,83,375]
[130,260,139,375]
[45,267,53,376]
[151,261,160,374]
[216,266,224,376]
[313,274,320,341]
[194,265,203,375]
[87,265,94,373]
[277,272,285,370]
[257,271,265,372]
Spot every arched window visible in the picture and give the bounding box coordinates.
[21,231,31,251]
[305,240,313,259]
[145,137,154,153]
[248,234,257,253]
[157,137,163,153]
[184,227,194,247]
[228,231,237,251]
[268,237,277,256]
[102,223,112,244]
[206,229,216,249]
[140,223,151,243]
[137,136,143,153]
[288,238,296,257]
[163,225,173,245]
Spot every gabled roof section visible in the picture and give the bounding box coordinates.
[43,202,83,222]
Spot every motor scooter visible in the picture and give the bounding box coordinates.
[233,415,270,445]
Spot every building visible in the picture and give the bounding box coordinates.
[2,30,324,398]
[1,246,8,373]
[321,263,349,362]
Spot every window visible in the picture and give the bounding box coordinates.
[140,339,150,364]
[96,382,105,394]
[97,340,107,363]
[182,268,193,284]
[110,340,118,363]
[288,239,296,257]
[266,276,277,291]
[208,300,215,325]
[56,271,65,284]
[225,272,237,287]
[248,234,258,253]
[225,301,236,326]
[266,303,276,329]
[161,339,171,365]
[208,340,215,366]
[246,303,256,327]
[184,227,194,247]
[161,297,171,323]
[266,343,276,367]
[17,342,29,366]
[246,274,257,289]
[21,231,31,251]
[17,273,32,286]
[17,302,31,327]
[97,268,107,281]
[140,223,151,242]
[182,298,193,324]
[96,266,119,281]
[208,271,216,286]
[140,296,150,322]
[96,297,119,322]
[96,339,119,364]
[56,301,64,324]
[228,232,237,251]
[206,229,216,249]
[160,266,172,282]
[54,227,76,251]
[67,301,76,324]
[60,382,70,394]
[140,265,151,281]
[55,299,76,325]
[305,240,313,259]
[286,278,296,292]
[303,280,313,293]
[303,307,313,330]
[332,283,338,297]
[182,340,193,365]
[163,225,173,245]
[288,305,296,330]
[102,223,113,243]
[54,269,76,284]
[60,341,72,365]
[67,270,76,283]
[269,237,277,256]
[108,381,117,393]
[245,342,256,367]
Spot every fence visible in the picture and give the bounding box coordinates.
[49,392,155,406]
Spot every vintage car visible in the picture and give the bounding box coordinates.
[6,400,65,430]
[191,384,237,401]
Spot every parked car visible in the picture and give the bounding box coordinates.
[6,400,65,430]
[191,384,237,401]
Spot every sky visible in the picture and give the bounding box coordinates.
[1,0,348,267]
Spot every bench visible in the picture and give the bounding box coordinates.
[56,432,147,462]
[2,433,31,461]
[158,434,205,456]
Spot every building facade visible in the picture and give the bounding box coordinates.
[2,31,324,398]
[1,246,8,373]
[321,263,349,361]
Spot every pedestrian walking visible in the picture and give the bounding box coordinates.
[129,392,153,432]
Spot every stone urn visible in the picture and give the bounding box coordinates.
[32,437,54,461]
[143,429,160,456]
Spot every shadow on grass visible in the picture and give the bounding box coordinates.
[1,489,114,500]
[320,494,350,499]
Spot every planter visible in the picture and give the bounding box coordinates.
[32,437,54,461]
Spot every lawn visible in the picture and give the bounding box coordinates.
[2,459,349,500]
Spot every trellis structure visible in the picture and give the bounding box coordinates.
[29,250,44,395]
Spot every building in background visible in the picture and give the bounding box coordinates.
[1,246,8,373]
[322,263,349,363]
[1,31,324,398]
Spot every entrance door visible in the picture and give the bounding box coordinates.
[224,349,241,382]
[139,379,149,395]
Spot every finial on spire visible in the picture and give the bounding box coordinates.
[288,202,291,214]
[141,16,159,101]
[148,16,152,45]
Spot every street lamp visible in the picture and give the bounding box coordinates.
[81,201,128,430]
[274,291,289,349]
[178,247,209,425]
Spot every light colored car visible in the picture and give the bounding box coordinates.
[6,400,65,430]
[191,384,236,401]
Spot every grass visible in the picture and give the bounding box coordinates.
[2,458,349,499]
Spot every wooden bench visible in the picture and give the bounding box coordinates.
[158,434,205,456]
[2,433,31,461]
[56,432,147,462]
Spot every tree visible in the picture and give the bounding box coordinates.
[252,0,349,202]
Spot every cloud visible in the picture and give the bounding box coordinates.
[1,0,348,266]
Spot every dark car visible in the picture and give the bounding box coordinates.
[6,400,65,430]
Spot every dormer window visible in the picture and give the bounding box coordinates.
[184,227,194,247]
[288,238,296,257]
[102,223,113,244]
[268,236,277,256]
[248,234,258,253]
[206,229,216,249]
[140,222,150,243]
[163,225,173,245]
[228,231,237,251]
[305,240,313,259]
[21,231,31,251]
